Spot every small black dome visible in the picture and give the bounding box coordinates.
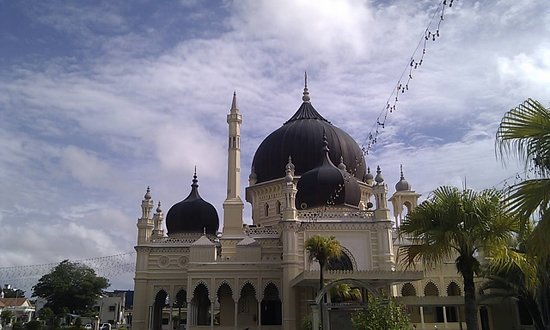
[295,137,361,209]
[251,95,366,184]
[166,173,219,235]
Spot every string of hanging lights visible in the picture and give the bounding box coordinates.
[361,0,456,157]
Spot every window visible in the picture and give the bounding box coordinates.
[264,203,269,217]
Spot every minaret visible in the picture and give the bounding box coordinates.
[223,92,244,236]
[389,165,421,228]
[137,187,154,244]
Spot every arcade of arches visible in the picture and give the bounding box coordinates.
[151,283,282,329]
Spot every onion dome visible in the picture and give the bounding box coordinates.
[251,77,366,184]
[364,167,374,184]
[295,135,361,209]
[166,171,219,235]
[374,166,384,184]
[395,165,411,191]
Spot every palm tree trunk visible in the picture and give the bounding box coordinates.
[463,268,479,330]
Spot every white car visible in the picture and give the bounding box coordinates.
[100,324,111,330]
[84,325,93,330]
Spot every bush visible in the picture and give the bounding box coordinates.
[13,321,25,330]
[351,296,410,330]
[301,315,313,330]
[25,320,43,330]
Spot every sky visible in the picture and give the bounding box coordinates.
[0,0,549,294]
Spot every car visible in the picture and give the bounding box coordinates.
[100,324,111,330]
[84,325,93,330]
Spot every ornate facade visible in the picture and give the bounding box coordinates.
[132,83,524,330]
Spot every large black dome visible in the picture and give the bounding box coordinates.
[251,89,366,184]
[296,137,361,209]
[166,173,219,235]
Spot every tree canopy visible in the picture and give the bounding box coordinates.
[305,235,342,291]
[351,295,410,330]
[399,186,518,330]
[496,98,550,259]
[32,260,109,315]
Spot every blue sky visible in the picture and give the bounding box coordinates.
[0,0,549,292]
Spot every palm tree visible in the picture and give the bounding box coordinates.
[481,222,550,330]
[496,98,550,258]
[305,235,343,330]
[399,186,518,330]
[305,235,343,292]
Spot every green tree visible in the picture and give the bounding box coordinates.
[399,186,518,330]
[305,235,343,292]
[2,287,26,298]
[32,260,109,316]
[1,310,14,325]
[480,222,550,330]
[329,283,362,303]
[351,295,410,330]
[496,98,550,258]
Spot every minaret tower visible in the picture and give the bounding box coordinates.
[223,92,245,236]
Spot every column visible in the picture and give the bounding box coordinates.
[443,306,447,328]
[234,300,239,330]
[420,306,425,330]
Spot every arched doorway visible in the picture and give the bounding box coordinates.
[191,284,211,326]
[173,289,187,329]
[261,283,282,325]
[152,290,168,330]
[237,283,258,327]
[217,283,234,326]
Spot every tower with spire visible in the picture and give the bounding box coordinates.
[223,92,245,236]
[389,165,421,228]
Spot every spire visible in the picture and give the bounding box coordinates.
[400,164,405,179]
[302,71,311,103]
[156,201,162,214]
[192,166,198,188]
[230,91,239,113]
[144,186,152,200]
[375,165,384,184]
[338,156,347,171]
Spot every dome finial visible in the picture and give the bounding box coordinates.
[144,186,152,200]
[302,71,311,103]
[375,165,384,184]
[192,167,198,188]
[400,164,405,179]
[338,156,347,171]
[156,201,162,213]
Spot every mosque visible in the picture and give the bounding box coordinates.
[132,82,523,330]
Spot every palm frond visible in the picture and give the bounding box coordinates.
[496,98,550,175]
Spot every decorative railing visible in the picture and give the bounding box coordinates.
[297,210,375,221]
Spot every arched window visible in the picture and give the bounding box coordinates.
[424,282,439,296]
[447,282,461,296]
[327,252,353,271]
[264,203,269,217]
[401,283,416,296]
[276,200,281,215]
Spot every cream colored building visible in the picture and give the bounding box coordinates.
[132,84,525,330]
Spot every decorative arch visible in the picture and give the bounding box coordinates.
[327,247,354,271]
[217,283,234,326]
[238,282,258,327]
[152,289,168,330]
[264,203,269,217]
[424,281,440,296]
[239,280,258,300]
[191,280,210,297]
[447,281,462,296]
[401,282,417,296]
[215,279,234,294]
[191,283,211,326]
[315,278,379,305]
[261,283,282,325]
